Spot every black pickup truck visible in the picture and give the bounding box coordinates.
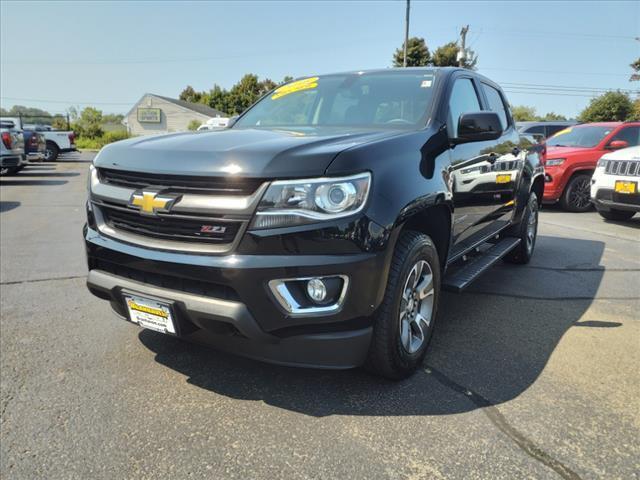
[85,68,544,378]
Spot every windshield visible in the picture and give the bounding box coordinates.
[235,70,436,130]
[547,125,613,148]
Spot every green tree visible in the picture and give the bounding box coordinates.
[51,116,69,130]
[629,98,640,121]
[74,106,104,138]
[630,58,640,82]
[432,41,477,69]
[179,85,202,103]
[578,91,634,122]
[187,119,202,131]
[0,105,53,124]
[392,37,430,67]
[226,74,265,115]
[541,112,567,121]
[511,105,538,122]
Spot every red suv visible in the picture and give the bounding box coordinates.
[544,122,640,211]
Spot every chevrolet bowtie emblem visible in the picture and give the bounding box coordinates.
[129,190,180,216]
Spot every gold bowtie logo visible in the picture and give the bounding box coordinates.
[129,190,179,215]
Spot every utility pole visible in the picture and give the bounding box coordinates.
[458,24,469,67]
[403,0,410,67]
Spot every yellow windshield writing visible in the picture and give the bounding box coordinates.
[271,77,319,100]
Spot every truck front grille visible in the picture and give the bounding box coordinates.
[98,168,263,195]
[100,204,241,244]
[604,160,640,176]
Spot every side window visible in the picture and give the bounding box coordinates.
[546,125,567,138]
[448,78,481,137]
[482,83,509,130]
[525,125,545,135]
[610,126,640,146]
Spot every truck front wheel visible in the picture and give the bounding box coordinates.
[365,231,440,379]
[44,142,59,162]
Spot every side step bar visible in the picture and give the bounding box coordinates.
[443,237,521,292]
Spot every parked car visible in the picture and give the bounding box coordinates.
[1,118,77,161]
[85,67,544,379]
[543,122,640,211]
[591,145,640,221]
[197,117,229,131]
[0,120,26,176]
[23,130,46,162]
[517,121,577,140]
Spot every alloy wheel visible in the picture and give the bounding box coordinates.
[569,178,591,210]
[399,260,435,354]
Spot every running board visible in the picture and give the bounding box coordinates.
[443,237,521,292]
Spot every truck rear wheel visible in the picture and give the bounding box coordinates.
[560,173,592,212]
[44,142,59,161]
[504,192,539,264]
[365,230,440,380]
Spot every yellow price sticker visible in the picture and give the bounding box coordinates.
[271,77,319,100]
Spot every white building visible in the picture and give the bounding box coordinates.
[125,93,227,136]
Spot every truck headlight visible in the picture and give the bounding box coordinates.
[250,172,371,229]
[545,158,565,167]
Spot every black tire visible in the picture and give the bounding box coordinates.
[504,192,539,264]
[0,166,20,176]
[598,208,635,221]
[44,142,59,162]
[365,230,441,380]
[560,173,593,212]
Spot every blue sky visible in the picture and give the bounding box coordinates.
[1,0,638,118]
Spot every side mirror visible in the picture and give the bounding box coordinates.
[227,115,239,128]
[454,112,503,144]
[607,140,628,150]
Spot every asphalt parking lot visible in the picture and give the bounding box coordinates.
[1,153,639,479]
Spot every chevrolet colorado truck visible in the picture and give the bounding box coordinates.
[85,68,544,378]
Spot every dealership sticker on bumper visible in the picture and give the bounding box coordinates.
[614,181,637,194]
[125,294,176,334]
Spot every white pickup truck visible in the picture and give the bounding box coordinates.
[0,117,76,161]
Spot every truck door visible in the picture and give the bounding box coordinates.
[447,76,517,248]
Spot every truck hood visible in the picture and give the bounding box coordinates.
[545,145,599,158]
[94,127,405,178]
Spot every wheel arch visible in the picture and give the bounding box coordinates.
[396,203,452,270]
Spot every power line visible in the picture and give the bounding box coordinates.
[501,83,639,95]
[481,67,632,78]
[0,96,134,105]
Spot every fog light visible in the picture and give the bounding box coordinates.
[306,278,327,303]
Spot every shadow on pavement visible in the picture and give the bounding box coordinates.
[0,180,68,186]
[0,201,20,213]
[11,172,80,177]
[139,235,605,417]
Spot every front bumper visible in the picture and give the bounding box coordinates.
[592,189,640,213]
[85,226,389,368]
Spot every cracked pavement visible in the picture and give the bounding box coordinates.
[1,153,639,479]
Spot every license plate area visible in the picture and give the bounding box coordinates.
[496,174,512,184]
[123,292,176,335]
[614,180,637,194]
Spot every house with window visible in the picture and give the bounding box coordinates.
[124,93,227,136]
